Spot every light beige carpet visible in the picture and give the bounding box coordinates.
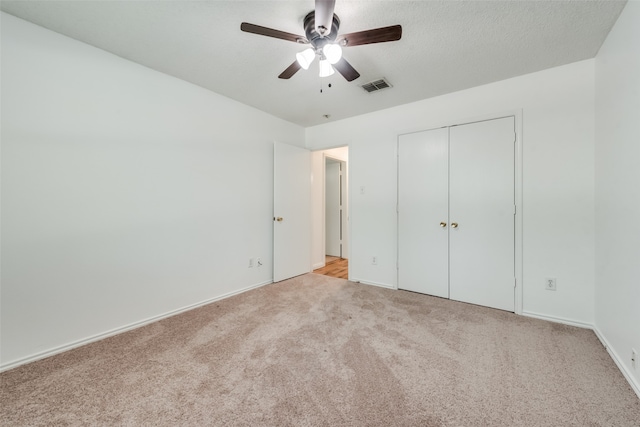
[1,274,639,426]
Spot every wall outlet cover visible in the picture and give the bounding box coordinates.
[545,278,556,291]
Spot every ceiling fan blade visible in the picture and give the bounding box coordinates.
[278,61,302,79]
[241,22,307,43]
[315,0,336,36]
[339,25,402,47]
[333,58,360,82]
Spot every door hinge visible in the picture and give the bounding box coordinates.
[514,277,517,288]
[513,205,517,215]
[396,205,399,213]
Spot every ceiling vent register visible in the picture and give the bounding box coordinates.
[361,78,392,93]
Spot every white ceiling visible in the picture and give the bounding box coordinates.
[0,0,626,127]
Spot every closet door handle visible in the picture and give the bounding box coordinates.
[451,222,458,228]
[440,222,447,228]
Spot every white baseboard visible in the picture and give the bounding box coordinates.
[593,327,640,399]
[521,311,594,329]
[522,311,639,400]
[0,280,273,373]
[312,262,325,270]
[351,278,397,290]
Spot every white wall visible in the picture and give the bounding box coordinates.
[594,1,640,395]
[310,147,348,269]
[307,60,596,324]
[0,13,304,368]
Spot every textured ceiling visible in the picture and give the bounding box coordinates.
[0,1,627,127]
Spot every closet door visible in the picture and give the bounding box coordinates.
[449,117,515,311]
[398,128,449,297]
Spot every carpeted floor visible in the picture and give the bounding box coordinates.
[1,274,639,426]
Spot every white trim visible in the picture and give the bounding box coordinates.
[346,148,352,280]
[0,280,273,373]
[521,310,594,329]
[593,327,640,399]
[351,279,396,290]
[513,109,524,315]
[312,262,325,270]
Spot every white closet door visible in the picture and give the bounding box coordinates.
[449,117,515,311]
[398,128,449,297]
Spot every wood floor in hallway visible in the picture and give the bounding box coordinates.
[313,256,348,279]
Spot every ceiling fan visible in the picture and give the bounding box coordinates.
[240,0,402,82]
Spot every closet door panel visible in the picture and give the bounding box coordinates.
[398,128,449,297]
[449,117,515,311]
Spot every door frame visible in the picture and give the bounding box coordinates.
[396,110,523,315]
[309,146,350,278]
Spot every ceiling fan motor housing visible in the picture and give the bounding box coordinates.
[240,4,401,82]
[303,11,340,51]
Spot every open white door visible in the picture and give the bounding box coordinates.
[274,142,311,282]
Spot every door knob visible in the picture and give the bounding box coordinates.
[451,222,458,228]
[275,217,284,222]
[440,222,447,228]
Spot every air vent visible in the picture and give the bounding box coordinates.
[360,78,392,93]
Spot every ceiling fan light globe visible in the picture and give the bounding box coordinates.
[296,48,315,70]
[319,59,335,77]
[323,44,342,64]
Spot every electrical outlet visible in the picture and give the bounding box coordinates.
[256,257,262,267]
[632,349,637,369]
[545,278,556,291]
[248,258,254,268]
[372,256,378,265]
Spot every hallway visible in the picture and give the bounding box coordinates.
[313,256,348,279]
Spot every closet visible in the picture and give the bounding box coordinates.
[398,116,516,312]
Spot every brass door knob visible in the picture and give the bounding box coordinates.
[440,222,447,228]
[451,222,458,228]
[275,217,284,222]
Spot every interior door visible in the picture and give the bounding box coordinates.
[398,128,449,298]
[449,117,515,311]
[325,159,341,257]
[273,142,311,282]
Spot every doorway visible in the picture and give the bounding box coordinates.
[311,147,349,279]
